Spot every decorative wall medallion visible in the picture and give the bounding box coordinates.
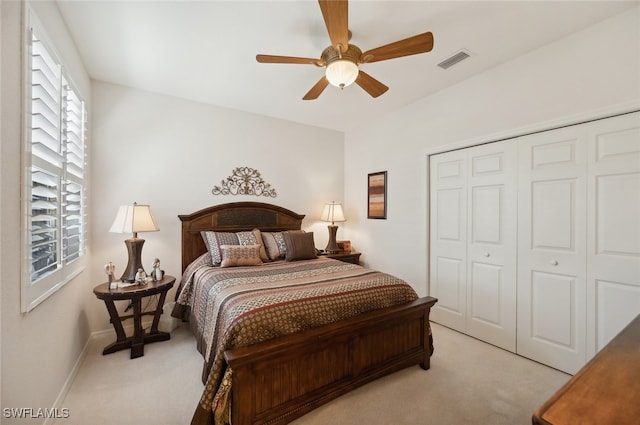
[212,167,277,197]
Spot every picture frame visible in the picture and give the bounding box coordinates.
[337,240,351,253]
[367,171,387,219]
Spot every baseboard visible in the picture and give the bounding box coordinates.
[43,333,92,425]
[44,319,155,425]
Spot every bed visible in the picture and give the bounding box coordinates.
[173,202,437,425]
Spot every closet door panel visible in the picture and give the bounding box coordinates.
[437,189,464,242]
[595,281,640,349]
[531,271,576,348]
[469,262,504,325]
[586,112,640,357]
[429,151,468,330]
[471,186,503,246]
[532,180,574,250]
[517,127,587,374]
[467,141,517,351]
[433,256,465,315]
[596,173,640,260]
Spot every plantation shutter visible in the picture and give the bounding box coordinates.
[23,17,87,312]
[62,79,86,264]
[30,31,62,282]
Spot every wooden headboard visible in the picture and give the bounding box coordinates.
[178,202,305,272]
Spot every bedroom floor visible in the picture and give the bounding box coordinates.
[54,322,570,425]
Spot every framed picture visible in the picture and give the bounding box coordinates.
[367,171,387,219]
[337,240,351,252]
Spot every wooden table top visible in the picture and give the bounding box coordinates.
[93,275,175,300]
[533,313,640,425]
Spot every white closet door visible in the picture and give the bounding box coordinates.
[429,149,468,331]
[466,141,517,351]
[430,142,517,351]
[586,112,640,358]
[517,126,588,374]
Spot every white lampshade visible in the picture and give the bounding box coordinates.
[109,202,159,236]
[325,60,359,89]
[320,202,346,224]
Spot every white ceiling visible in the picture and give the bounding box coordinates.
[55,1,637,132]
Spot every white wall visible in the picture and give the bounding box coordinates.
[1,1,93,423]
[343,7,640,296]
[89,82,344,331]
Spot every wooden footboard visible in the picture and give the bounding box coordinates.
[224,296,437,425]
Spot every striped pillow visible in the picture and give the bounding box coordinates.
[201,231,238,266]
[237,229,269,262]
[261,232,287,261]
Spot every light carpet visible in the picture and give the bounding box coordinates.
[54,322,569,425]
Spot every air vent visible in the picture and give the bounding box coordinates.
[437,49,472,70]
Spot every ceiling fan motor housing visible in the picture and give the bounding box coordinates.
[321,44,363,67]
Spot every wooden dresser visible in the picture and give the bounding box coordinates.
[532,313,640,425]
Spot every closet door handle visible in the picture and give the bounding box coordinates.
[550,260,559,266]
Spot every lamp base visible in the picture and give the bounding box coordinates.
[325,224,340,254]
[120,237,146,282]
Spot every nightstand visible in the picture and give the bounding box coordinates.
[93,275,175,359]
[325,252,361,265]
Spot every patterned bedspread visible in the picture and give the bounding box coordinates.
[172,255,418,425]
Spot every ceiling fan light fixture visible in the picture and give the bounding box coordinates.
[325,59,359,89]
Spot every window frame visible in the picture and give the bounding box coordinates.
[21,9,88,313]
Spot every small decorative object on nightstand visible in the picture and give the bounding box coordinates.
[337,240,351,252]
[151,258,163,281]
[135,268,147,285]
[93,275,175,359]
[104,262,117,290]
[326,251,361,265]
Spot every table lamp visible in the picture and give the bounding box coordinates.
[109,202,159,282]
[320,202,346,253]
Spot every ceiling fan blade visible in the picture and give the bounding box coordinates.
[256,54,322,65]
[360,32,434,63]
[318,0,349,52]
[303,76,330,100]
[355,71,389,98]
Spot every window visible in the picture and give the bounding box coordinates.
[22,11,87,312]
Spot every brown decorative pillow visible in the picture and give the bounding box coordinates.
[201,231,239,265]
[237,229,269,262]
[219,244,263,268]
[261,231,287,261]
[283,231,317,261]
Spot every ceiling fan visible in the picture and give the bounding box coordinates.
[256,0,434,100]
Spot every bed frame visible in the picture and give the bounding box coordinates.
[179,202,437,425]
